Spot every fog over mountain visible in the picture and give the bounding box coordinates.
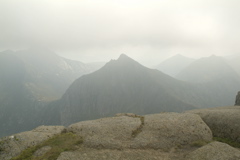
[42,54,196,125]
[176,55,240,107]
[156,54,195,77]
[1,0,240,65]
[0,48,103,137]
[40,54,240,126]
[0,49,239,139]
[227,54,240,78]
[1,1,240,145]
[1,48,102,101]
[176,55,240,83]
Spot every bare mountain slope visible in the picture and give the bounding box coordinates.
[43,54,237,126]
[0,48,102,137]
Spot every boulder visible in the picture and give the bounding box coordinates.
[67,112,212,150]
[187,106,240,142]
[0,125,65,160]
[186,141,240,160]
[130,112,212,150]
[235,91,240,106]
[67,115,141,149]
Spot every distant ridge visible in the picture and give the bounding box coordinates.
[43,54,198,125]
[176,55,240,83]
[227,54,240,77]
[1,52,240,138]
[156,54,195,77]
[42,54,238,126]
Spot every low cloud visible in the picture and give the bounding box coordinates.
[1,0,240,65]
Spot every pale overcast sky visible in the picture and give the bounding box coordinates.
[0,0,240,66]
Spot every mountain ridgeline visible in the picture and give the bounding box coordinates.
[227,54,240,78]
[42,54,195,125]
[176,55,240,83]
[42,54,240,126]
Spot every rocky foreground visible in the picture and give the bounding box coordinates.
[1,107,240,160]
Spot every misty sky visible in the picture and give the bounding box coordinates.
[1,0,240,66]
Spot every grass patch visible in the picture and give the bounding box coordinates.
[0,138,9,152]
[213,137,240,148]
[0,148,3,152]
[190,140,209,147]
[11,132,83,160]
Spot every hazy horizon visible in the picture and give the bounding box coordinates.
[1,0,240,66]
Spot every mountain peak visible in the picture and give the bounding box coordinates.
[118,54,131,60]
[97,53,146,75]
[107,54,137,65]
[113,54,142,67]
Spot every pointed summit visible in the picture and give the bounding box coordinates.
[103,53,142,70]
[117,54,136,63]
[118,53,130,59]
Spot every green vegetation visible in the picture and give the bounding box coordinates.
[190,140,209,147]
[0,138,10,152]
[0,140,5,152]
[213,137,240,148]
[14,136,19,141]
[131,116,145,138]
[11,132,83,160]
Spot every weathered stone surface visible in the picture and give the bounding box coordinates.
[57,148,180,160]
[0,125,65,160]
[2,112,240,160]
[235,91,240,106]
[68,112,212,150]
[67,115,141,149]
[186,141,240,160]
[131,113,212,150]
[187,106,240,142]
